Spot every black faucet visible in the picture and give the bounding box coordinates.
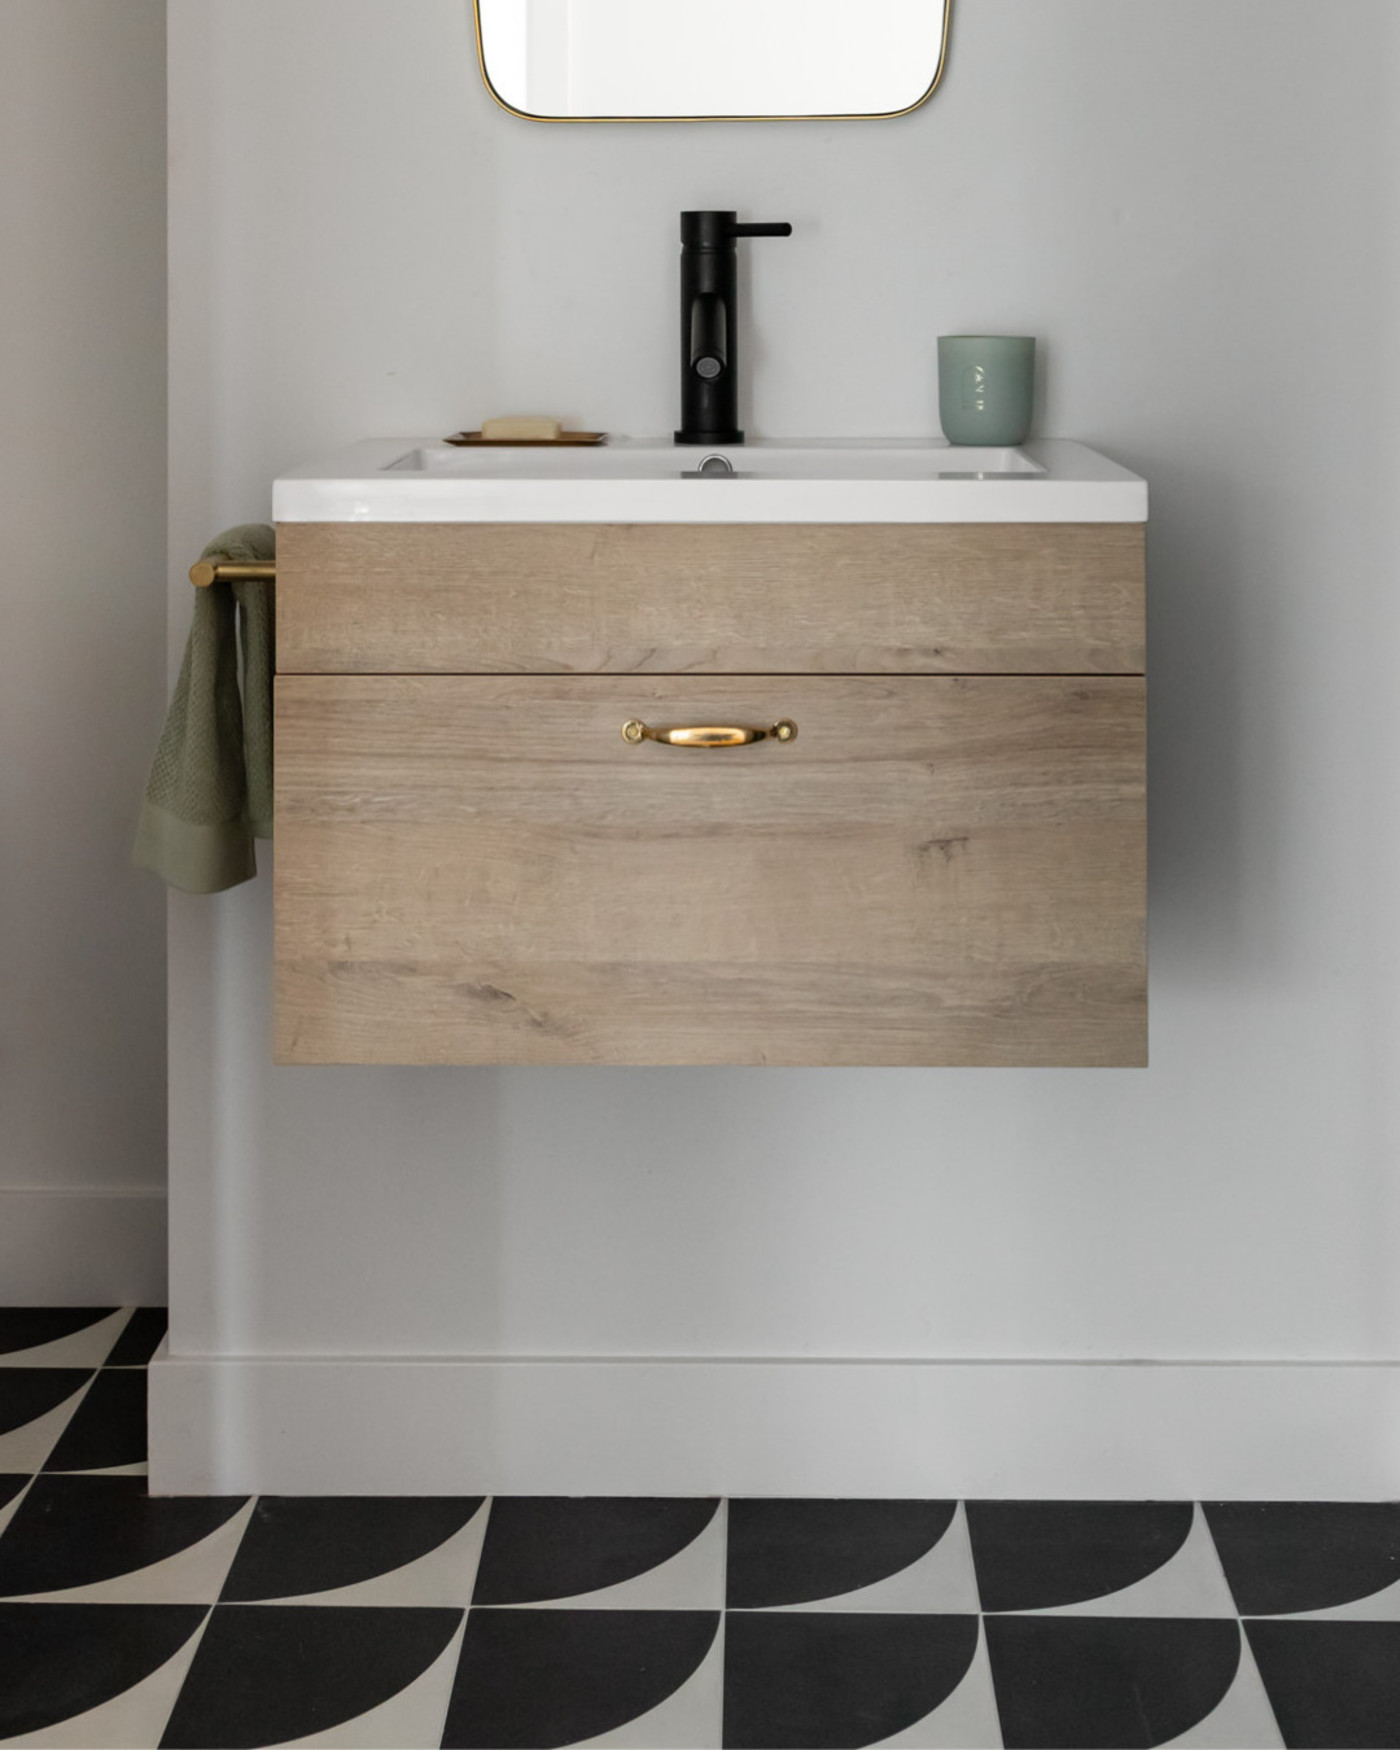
[675,210,792,446]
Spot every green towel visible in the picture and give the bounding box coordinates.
[134,524,276,894]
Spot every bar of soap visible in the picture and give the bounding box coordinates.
[480,416,563,441]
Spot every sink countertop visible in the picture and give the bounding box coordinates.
[274,437,1147,524]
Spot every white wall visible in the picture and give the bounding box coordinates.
[161,0,1400,1490]
[0,1,168,1302]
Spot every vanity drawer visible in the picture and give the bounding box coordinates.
[274,674,1146,1067]
[276,522,1145,676]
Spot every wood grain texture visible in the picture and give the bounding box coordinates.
[276,522,1145,676]
[275,675,1146,1067]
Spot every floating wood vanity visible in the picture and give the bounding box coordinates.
[273,442,1146,1067]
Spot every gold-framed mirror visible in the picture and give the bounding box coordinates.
[471,0,953,123]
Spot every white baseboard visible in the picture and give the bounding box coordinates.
[0,1188,167,1304]
[148,1350,1400,1499]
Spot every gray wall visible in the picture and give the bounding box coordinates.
[167,1,1400,1383]
[0,0,168,1300]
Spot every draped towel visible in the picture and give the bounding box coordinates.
[134,524,275,893]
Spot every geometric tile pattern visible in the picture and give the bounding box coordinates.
[0,1311,1398,1747]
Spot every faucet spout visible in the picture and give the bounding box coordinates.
[675,210,791,446]
[689,294,728,383]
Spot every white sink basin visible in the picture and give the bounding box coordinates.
[274,437,1146,524]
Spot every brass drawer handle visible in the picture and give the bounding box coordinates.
[622,718,797,748]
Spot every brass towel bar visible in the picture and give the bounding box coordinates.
[189,560,277,588]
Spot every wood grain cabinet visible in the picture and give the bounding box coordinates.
[274,522,1146,1066]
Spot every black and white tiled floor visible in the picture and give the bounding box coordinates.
[3,1309,1400,1748]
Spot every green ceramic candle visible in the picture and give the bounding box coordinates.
[938,335,1035,446]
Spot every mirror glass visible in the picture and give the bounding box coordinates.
[473,0,951,121]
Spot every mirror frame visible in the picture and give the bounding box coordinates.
[470,0,953,123]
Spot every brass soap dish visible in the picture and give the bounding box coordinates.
[445,430,608,447]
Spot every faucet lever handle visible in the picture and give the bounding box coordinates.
[730,221,793,239]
